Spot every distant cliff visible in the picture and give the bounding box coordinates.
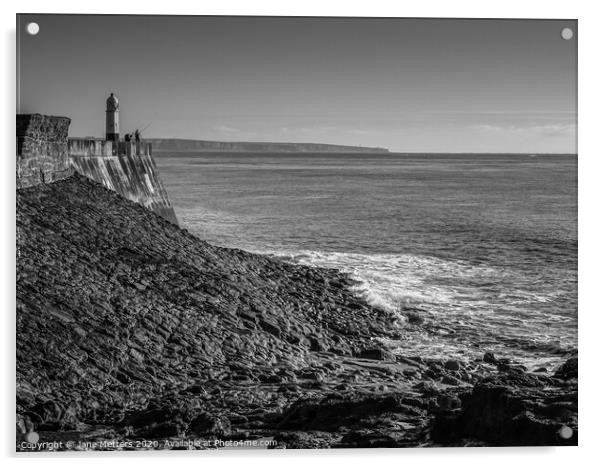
[147,138,389,153]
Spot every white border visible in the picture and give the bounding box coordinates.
[2,1,601,465]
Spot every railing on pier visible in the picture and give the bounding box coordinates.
[68,138,152,157]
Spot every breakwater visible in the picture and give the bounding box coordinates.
[16,114,178,224]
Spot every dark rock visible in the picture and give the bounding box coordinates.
[272,431,338,449]
[121,407,190,438]
[278,384,301,394]
[396,356,425,368]
[339,431,400,448]
[554,357,577,380]
[259,319,282,338]
[483,352,497,364]
[403,311,425,325]
[357,347,395,361]
[444,360,461,371]
[497,362,527,374]
[436,394,462,411]
[182,383,207,395]
[188,412,231,437]
[287,332,310,347]
[259,373,284,384]
[277,393,425,432]
[308,336,327,352]
[441,375,461,386]
[431,372,577,446]
[422,369,439,380]
[413,381,439,395]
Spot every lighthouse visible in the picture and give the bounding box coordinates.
[105,92,120,142]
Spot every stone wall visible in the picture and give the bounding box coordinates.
[16,114,73,188]
[16,114,178,225]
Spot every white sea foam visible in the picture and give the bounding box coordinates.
[256,248,576,368]
[270,249,502,312]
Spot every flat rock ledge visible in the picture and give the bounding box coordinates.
[16,175,577,450]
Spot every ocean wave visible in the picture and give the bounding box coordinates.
[263,248,509,311]
[256,247,576,368]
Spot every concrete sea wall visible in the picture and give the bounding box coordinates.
[69,139,178,224]
[16,114,178,224]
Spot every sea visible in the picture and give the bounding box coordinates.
[155,152,577,369]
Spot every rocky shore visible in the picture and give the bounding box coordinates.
[16,174,577,450]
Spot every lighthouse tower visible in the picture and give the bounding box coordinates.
[105,92,120,142]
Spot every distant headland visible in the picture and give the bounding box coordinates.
[147,138,390,154]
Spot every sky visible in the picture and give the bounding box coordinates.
[17,15,577,153]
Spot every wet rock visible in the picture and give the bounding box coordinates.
[495,362,523,373]
[402,311,425,325]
